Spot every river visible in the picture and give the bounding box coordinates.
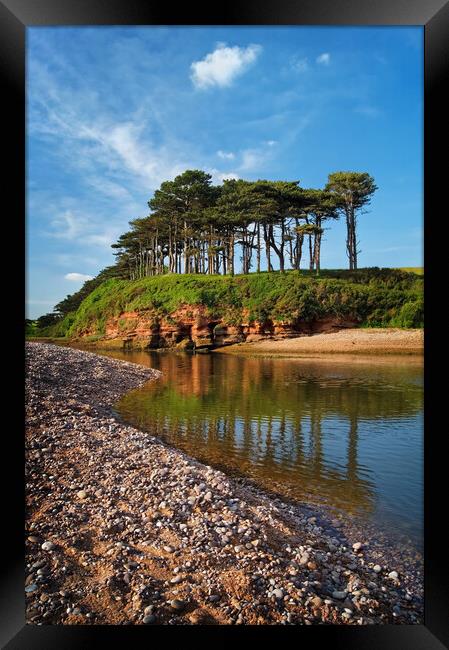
[75,348,423,551]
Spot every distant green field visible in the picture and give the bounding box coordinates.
[398,267,424,275]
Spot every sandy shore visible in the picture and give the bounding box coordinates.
[25,342,423,625]
[215,328,423,357]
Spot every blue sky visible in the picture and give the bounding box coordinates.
[26,26,423,319]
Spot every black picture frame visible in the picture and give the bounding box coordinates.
[3,1,448,647]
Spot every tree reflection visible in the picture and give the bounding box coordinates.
[115,351,422,518]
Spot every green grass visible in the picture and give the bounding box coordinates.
[25,322,39,337]
[44,267,423,339]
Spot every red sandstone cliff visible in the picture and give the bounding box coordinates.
[78,305,357,350]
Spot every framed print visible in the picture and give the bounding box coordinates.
[3,0,448,648]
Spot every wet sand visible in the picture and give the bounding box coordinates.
[215,328,423,357]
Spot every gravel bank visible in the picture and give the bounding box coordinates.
[216,328,423,356]
[25,342,423,625]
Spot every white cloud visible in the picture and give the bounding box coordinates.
[28,61,197,192]
[49,211,85,240]
[64,272,93,282]
[212,139,278,177]
[240,149,264,172]
[217,172,240,182]
[217,150,235,160]
[238,141,276,173]
[46,208,122,250]
[190,43,262,89]
[85,176,132,200]
[103,121,193,187]
[291,57,309,72]
[208,168,240,184]
[316,53,330,65]
[84,232,118,247]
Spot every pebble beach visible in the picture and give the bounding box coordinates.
[25,342,423,625]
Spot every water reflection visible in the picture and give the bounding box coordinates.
[105,351,423,548]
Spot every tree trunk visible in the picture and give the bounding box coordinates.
[314,218,322,274]
[314,232,322,274]
[297,234,304,271]
[269,224,284,272]
[308,235,314,270]
[168,226,172,272]
[242,229,248,274]
[352,210,358,270]
[174,223,178,273]
[230,232,235,276]
[215,250,220,275]
[184,220,188,274]
[305,216,314,270]
[280,221,285,273]
[345,199,357,270]
[346,210,354,270]
[263,224,272,272]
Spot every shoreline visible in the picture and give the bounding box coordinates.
[27,327,424,358]
[214,328,423,357]
[25,342,423,625]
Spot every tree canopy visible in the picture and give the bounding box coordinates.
[111,169,359,280]
[35,168,377,325]
[325,172,377,270]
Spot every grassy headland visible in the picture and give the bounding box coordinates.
[30,268,423,343]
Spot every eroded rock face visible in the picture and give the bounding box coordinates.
[309,317,356,334]
[213,325,245,347]
[80,306,358,350]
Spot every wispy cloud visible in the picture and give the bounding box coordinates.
[46,209,122,250]
[217,150,235,160]
[291,56,309,73]
[239,149,264,172]
[64,272,93,282]
[209,169,240,183]
[48,211,85,241]
[85,176,132,200]
[238,144,274,173]
[74,121,195,190]
[215,141,278,176]
[84,232,120,247]
[28,43,279,211]
[316,52,330,65]
[190,43,262,89]
[28,60,197,193]
[53,253,100,268]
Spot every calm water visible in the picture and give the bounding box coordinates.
[85,348,424,549]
